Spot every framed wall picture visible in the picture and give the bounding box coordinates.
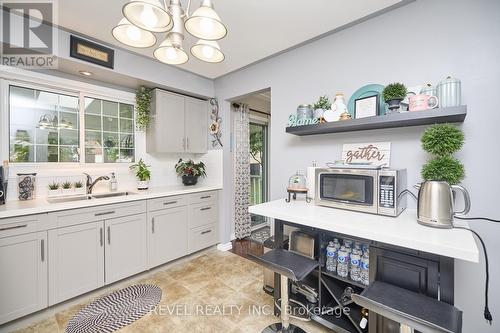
[354,95,379,119]
[70,35,114,69]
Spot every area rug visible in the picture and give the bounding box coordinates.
[66,284,162,333]
[248,226,271,244]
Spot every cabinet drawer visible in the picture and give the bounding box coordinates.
[188,223,217,253]
[189,191,217,205]
[0,214,47,238]
[148,195,188,212]
[188,202,218,229]
[48,201,147,229]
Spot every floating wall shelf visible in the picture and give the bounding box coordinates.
[286,106,467,136]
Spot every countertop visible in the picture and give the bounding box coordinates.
[249,198,479,263]
[0,184,222,220]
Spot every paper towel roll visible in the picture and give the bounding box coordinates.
[307,167,317,199]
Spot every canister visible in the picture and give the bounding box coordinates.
[421,83,437,97]
[296,104,313,120]
[436,76,461,108]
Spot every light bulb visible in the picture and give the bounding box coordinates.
[201,45,214,59]
[199,17,214,33]
[165,47,178,60]
[126,25,141,41]
[140,5,158,28]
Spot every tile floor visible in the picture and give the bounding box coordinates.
[13,249,329,333]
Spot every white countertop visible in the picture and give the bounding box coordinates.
[0,184,222,220]
[249,199,479,263]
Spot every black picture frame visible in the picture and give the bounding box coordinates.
[70,35,114,69]
[354,94,379,119]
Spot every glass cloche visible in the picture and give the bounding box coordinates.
[288,171,307,191]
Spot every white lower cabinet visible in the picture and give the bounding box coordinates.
[105,214,147,284]
[0,231,47,325]
[149,206,188,268]
[48,221,104,306]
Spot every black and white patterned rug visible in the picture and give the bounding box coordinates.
[66,284,162,333]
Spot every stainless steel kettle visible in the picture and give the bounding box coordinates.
[414,181,471,228]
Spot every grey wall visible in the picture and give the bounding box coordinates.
[214,0,500,331]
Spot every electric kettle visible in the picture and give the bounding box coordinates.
[414,181,471,228]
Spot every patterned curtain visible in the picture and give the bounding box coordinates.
[234,103,252,239]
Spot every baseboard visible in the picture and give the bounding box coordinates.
[216,242,232,251]
[230,233,236,241]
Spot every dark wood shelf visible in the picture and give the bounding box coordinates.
[286,106,467,136]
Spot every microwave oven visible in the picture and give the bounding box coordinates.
[315,167,407,217]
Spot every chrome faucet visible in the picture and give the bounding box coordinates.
[83,173,110,194]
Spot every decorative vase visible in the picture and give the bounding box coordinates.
[385,98,403,114]
[296,104,313,120]
[182,175,199,186]
[137,180,149,190]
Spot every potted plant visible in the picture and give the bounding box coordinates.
[129,159,151,190]
[175,159,207,186]
[382,82,407,114]
[48,182,60,197]
[61,181,73,195]
[421,124,465,184]
[312,95,332,121]
[74,181,85,195]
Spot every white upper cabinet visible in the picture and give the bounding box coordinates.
[147,89,208,154]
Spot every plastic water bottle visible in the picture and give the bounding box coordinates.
[326,241,337,273]
[360,253,370,286]
[350,253,361,282]
[337,248,349,278]
[344,245,352,267]
[333,238,341,250]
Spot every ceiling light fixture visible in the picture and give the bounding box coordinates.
[112,0,226,65]
[79,70,94,76]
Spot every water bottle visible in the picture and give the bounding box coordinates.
[333,238,341,249]
[361,243,369,254]
[350,253,361,282]
[360,253,370,286]
[337,248,349,278]
[344,244,352,268]
[326,241,337,273]
[344,239,353,248]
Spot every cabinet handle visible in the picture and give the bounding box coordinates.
[41,239,45,262]
[187,137,190,150]
[152,218,155,234]
[200,195,211,199]
[163,201,177,206]
[95,211,115,217]
[107,226,111,245]
[182,137,186,150]
[100,228,103,247]
[201,230,212,235]
[0,224,27,232]
[200,207,211,211]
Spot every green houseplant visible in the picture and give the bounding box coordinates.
[175,159,207,186]
[48,182,60,197]
[312,95,332,119]
[74,180,85,194]
[135,86,152,131]
[382,82,407,113]
[421,124,465,185]
[130,158,151,190]
[61,181,73,195]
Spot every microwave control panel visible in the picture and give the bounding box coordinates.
[379,176,395,208]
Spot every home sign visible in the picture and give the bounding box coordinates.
[342,142,391,167]
[288,114,319,127]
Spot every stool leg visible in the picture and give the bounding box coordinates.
[281,275,290,330]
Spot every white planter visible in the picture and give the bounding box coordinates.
[74,187,86,195]
[137,180,149,190]
[313,108,325,119]
[62,188,74,195]
[48,189,61,197]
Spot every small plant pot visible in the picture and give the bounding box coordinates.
[74,187,86,195]
[48,189,61,197]
[137,180,149,190]
[385,98,403,114]
[182,175,199,186]
[62,188,74,196]
[313,108,325,119]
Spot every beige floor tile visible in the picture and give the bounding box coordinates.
[11,316,60,333]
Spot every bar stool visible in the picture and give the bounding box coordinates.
[250,248,319,333]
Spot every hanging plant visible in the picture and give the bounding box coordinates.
[135,86,152,131]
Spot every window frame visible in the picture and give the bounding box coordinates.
[1,73,136,167]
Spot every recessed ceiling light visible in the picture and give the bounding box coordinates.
[79,70,93,76]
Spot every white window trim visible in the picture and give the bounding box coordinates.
[0,66,136,166]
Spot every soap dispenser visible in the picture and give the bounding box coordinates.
[109,172,118,192]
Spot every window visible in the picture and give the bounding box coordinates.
[8,84,135,164]
[9,85,80,162]
[84,97,135,163]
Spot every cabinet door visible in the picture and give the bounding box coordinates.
[105,214,147,284]
[48,222,104,306]
[0,232,47,324]
[147,89,185,153]
[185,98,208,153]
[149,206,188,268]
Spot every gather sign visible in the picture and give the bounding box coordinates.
[342,142,391,167]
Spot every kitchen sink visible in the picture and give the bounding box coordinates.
[91,191,137,199]
[47,195,92,203]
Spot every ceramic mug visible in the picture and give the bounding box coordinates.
[409,94,439,111]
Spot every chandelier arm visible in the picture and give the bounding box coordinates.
[185,0,192,18]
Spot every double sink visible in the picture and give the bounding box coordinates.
[47,191,137,203]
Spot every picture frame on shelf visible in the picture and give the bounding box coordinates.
[354,95,379,119]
